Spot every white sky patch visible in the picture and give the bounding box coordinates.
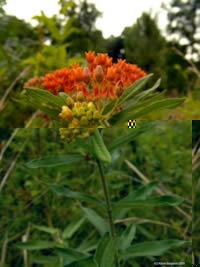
[4,0,170,38]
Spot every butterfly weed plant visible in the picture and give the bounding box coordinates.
[17,52,190,266]
[22,51,185,128]
[14,125,191,267]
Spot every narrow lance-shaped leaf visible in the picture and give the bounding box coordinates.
[15,240,56,250]
[81,207,109,236]
[47,183,104,208]
[32,224,59,235]
[95,235,118,267]
[103,76,159,116]
[22,95,60,119]
[32,255,59,265]
[111,98,185,126]
[118,223,136,252]
[119,181,159,202]
[56,247,90,266]
[114,195,184,210]
[118,73,153,106]
[25,87,66,108]
[128,98,185,119]
[25,154,84,168]
[123,78,161,110]
[62,217,86,240]
[120,240,189,259]
[64,256,96,267]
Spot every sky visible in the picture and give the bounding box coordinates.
[4,0,170,38]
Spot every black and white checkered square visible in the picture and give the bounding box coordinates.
[128,120,136,128]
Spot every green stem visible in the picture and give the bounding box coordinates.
[96,159,120,267]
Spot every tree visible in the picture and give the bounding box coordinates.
[0,0,6,14]
[163,0,200,60]
[122,13,168,90]
[122,12,191,95]
[106,36,124,62]
[58,0,106,54]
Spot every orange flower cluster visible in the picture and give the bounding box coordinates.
[41,52,146,99]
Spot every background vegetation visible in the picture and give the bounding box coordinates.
[0,121,192,266]
[192,120,200,263]
[0,0,200,126]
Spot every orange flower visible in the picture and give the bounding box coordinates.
[106,67,117,81]
[85,51,95,63]
[95,53,108,65]
[38,51,146,100]
[73,66,84,82]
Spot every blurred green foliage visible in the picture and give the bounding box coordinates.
[0,121,192,266]
[192,120,200,263]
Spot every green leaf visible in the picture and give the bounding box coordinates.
[103,77,160,116]
[24,87,66,108]
[114,195,184,209]
[110,98,185,125]
[120,240,189,259]
[122,90,166,116]
[120,181,159,202]
[22,95,60,118]
[62,217,86,240]
[95,235,118,267]
[102,99,118,115]
[32,224,59,235]
[81,207,109,236]
[108,122,157,151]
[15,240,56,250]
[33,11,62,42]
[25,154,84,168]
[56,247,90,265]
[118,223,136,252]
[47,184,104,208]
[92,129,112,163]
[123,78,162,110]
[33,255,59,264]
[64,256,96,267]
[118,74,153,106]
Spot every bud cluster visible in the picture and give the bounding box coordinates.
[59,95,102,128]
[59,128,94,143]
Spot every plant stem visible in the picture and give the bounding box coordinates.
[96,159,120,267]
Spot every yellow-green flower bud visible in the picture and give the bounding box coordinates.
[80,116,88,126]
[87,102,96,112]
[79,107,85,116]
[73,129,80,135]
[59,106,73,121]
[82,102,88,110]
[74,101,81,108]
[86,110,93,120]
[69,118,80,128]
[66,96,74,108]
[93,110,101,120]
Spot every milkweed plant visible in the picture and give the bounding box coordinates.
[16,52,190,266]
[23,51,185,136]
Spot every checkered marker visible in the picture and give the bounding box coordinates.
[128,120,136,128]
